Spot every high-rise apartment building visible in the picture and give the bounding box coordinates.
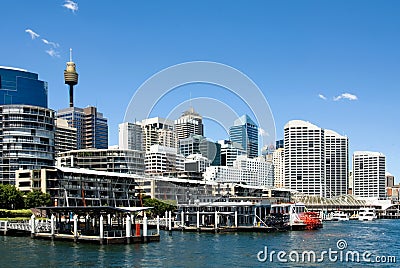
[174,107,204,140]
[0,67,54,184]
[57,106,108,149]
[272,148,285,188]
[118,122,142,151]
[55,118,77,153]
[0,105,55,184]
[141,117,176,151]
[229,115,258,158]
[325,129,348,198]
[284,120,325,197]
[353,151,386,199]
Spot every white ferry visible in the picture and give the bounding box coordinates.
[331,211,349,221]
[358,208,376,221]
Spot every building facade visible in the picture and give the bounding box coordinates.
[174,107,204,140]
[0,105,55,184]
[16,167,139,207]
[219,140,247,166]
[118,122,142,151]
[57,106,108,149]
[178,135,220,165]
[55,118,77,153]
[141,117,176,151]
[353,151,386,199]
[204,155,273,187]
[272,148,285,188]
[145,145,184,175]
[56,148,145,174]
[284,120,325,197]
[0,66,48,108]
[229,115,258,158]
[324,129,348,198]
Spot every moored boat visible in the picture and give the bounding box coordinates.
[358,208,376,221]
[331,211,349,221]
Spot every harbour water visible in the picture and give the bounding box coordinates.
[1,220,399,267]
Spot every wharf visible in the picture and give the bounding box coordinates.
[1,206,162,245]
[32,232,160,244]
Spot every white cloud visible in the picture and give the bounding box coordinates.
[259,128,270,137]
[46,48,60,58]
[63,0,78,12]
[334,93,358,101]
[42,39,59,48]
[25,29,40,39]
[318,94,327,100]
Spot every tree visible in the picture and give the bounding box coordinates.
[142,198,176,217]
[0,184,24,209]
[25,190,51,208]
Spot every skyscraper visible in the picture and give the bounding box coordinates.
[284,120,325,197]
[229,115,258,158]
[175,107,204,140]
[353,151,386,199]
[141,117,176,151]
[0,66,48,107]
[284,120,350,198]
[118,122,143,151]
[57,106,108,149]
[325,129,348,198]
[0,67,55,184]
[272,148,285,188]
[55,118,77,153]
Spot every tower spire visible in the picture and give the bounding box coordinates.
[64,48,78,107]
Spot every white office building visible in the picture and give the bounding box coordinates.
[353,151,386,199]
[272,148,285,188]
[204,155,273,187]
[174,107,204,140]
[55,118,77,153]
[118,122,142,151]
[141,117,176,151]
[145,145,184,175]
[219,140,247,166]
[284,120,325,197]
[325,129,348,198]
[184,154,210,173]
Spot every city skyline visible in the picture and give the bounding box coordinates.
[1,1,399,181]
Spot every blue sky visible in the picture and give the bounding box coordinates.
[1,1,399,182]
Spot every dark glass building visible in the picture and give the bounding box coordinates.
[229,115,259,158]
[0,66,48,108]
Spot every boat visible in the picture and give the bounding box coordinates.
[283,203,323,230]
[349,213,359,220]
[358,208,376,221]
[331,211,349,221]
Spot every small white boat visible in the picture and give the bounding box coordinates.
[331,211,349,221]
[358,208,376,221]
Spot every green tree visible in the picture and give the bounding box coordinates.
[25,190,51,208]
[0,184,24,209]
[142,198,176,217]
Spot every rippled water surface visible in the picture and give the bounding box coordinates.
[1,220,399,267]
